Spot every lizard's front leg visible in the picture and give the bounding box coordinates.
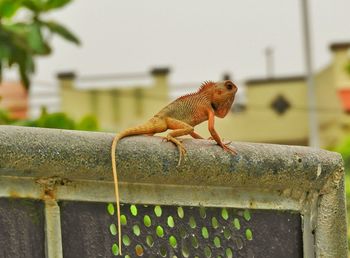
[207,109,237,155]
[165,117,194,166]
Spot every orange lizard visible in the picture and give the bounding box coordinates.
[111,80,238,255]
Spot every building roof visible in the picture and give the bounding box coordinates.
[329,42,350,51]
[57,71,152,90]
[57,67,170,90]
[245,76,306,86]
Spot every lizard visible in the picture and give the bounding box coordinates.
[111,80,238,255]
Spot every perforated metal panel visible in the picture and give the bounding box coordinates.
[60,201,302,258]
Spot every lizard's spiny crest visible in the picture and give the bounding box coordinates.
[198,81,215,92]
[178,80,215,100]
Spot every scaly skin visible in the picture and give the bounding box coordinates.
[111,80,238,254]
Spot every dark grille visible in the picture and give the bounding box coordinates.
[0,198,45,258]
[60,201,302,258]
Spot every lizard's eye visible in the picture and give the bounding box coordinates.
[225,83,233,90]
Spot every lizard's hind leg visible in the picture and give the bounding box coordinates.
[165,118,194,166]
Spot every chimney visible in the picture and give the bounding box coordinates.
[265,47,274,78]
[56,71,76,90]
[222,73,231,81]
[150,67,170,88]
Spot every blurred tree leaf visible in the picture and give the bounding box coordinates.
[0,26,36,88]
[27,22,51,54]
[22,0,45,13]
[3,22,29,37]
[41,20,80,45]
[0,0,22,18]
[23,0,72,12]
[43,0,72,11]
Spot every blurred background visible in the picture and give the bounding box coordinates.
[1,0,350,245]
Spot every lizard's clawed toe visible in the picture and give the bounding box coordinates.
[222,143,237,155]
[176,145,187,167]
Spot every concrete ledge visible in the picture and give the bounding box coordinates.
[0,125,347,257]
[0,125,343,191]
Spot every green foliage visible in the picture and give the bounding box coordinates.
[346,62,350,75]
[35,111,76,129]
[0,0,80,88]
[0,106,99,131]
[335,135,350,170]
[336,136,350,247]
[31,109,99,131]
[76,115,99,131]
[0,108,12,124]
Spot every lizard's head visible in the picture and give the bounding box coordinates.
[210,80,238,118]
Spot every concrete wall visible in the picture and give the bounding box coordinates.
[0,126,347,257]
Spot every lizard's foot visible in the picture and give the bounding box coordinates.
[221,143,237,155]
[208,137,231,145]
[164,135,187,166]
[176,144,187,167]
[161,136,183,143]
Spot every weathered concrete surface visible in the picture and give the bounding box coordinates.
[0,125,343,191]
[0,125,347,258]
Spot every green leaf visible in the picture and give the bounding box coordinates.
[0,0,22,18]
[4,22,51,55]
[22,0,72,13]
[4,22,30,36]
[42,20,80,45]
[43,0,72,11]
[18,58,30,89]
[2,25,32,51]
[22,0,41,13]
[27,22,50,55]
[26,54,35,73]
[0,41,11,59]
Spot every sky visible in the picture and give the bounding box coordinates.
[4,0,350,86]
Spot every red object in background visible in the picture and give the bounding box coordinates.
[0,82,28,119]
[338,88,350,113]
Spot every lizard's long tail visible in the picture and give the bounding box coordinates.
[111,121,158,255]
[111,134,123,255]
